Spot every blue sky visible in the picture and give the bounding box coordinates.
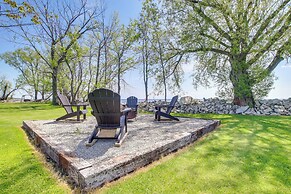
[1,0,290,100]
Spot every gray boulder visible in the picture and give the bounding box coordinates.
[180,96,194,105]
[236,106,249,114]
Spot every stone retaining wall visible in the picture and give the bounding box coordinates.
[139,97,291,116]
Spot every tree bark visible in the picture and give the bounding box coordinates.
[2,85,8,100]
[52,66,58,105]
[230,60,255,107]
[34,90,38,101]
[95,46,102,87]
[142,39,149,102]
[117,57,121,94]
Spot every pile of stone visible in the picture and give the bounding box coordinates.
[138,96,291,116]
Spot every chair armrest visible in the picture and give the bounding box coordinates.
[122,108,132,114]
[63,104,88,110]
[63,103,88,107]
[77,103,89,106]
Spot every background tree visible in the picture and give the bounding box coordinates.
[0,48,51,100]
[58,40,88,103]
[91,12,118,88]
[111,23,137,94]
[0,0,39,27]
[134,0,155,102]
[0,75,18,100]
[163,0,290,106]
[10,0,101,105]
[142,0,184,101]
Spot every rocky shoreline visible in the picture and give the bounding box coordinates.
[138,96,291,116]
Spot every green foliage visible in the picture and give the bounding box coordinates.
[162,0,290,105]
[58,42,90,102]
[100,113,291,193]
[0,76,13,99]
[111,21,137,93]
[0,48,51,100]
[137,0,184,100]
[1,0,40,24]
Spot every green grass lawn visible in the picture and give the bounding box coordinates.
[98,113,291,194]
[0,103,70,194]
[0,103,290,194]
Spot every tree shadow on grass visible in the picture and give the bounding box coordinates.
[184,114,291,192]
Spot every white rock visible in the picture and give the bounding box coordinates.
[180,96,194,105]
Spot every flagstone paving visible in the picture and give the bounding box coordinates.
[23,114,220,190]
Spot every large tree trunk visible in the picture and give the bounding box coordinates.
[232,84,255,107]
[230,60,255,107]
[52,66,58,105]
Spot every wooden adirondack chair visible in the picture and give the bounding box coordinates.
[126,96,138,120]
[56,91,87,121]
[154,95,179,121]
[87,88,131,147]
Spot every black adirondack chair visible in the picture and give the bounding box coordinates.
[87,88,131,146]
[154,95,179,121]
[56,91,87,121]
[126,96,138,120]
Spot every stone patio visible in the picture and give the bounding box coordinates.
[22,114,220,190]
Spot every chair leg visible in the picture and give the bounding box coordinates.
[115,115,128,146]
[115,126,128,147]
[77,106,80,121]
[156,111,179,121]
[83,105,87,120]
[88,126,100,143]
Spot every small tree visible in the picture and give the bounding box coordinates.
[111,23,137,94]
[10,0,102,104]
[141,0,184,101]
[134,1,155,102]
[0,76,17,100]
[0,48,51,100]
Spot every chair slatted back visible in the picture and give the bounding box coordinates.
[88,88,120,127]
[126,96,138,110]
[166,95,178,114]
[57,91,73,114]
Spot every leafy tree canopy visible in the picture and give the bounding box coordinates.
[163,0,290,106]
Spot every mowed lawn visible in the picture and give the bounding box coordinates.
[98,114,291,193]
[0,103,70,193]
[0,103,290,194]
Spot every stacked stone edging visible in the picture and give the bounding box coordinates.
[139,97,291,116]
